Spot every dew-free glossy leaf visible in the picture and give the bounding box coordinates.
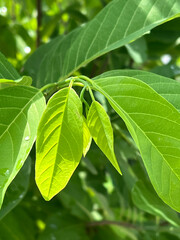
[83,117,92,157]
[36,87,83,201]
[87,101,121,174]
[25,0,180,87]
[132,180,180,227]
[0,52,20,79]
[94,70,180,112]
[0,86,46,208]
[93,76,180,212]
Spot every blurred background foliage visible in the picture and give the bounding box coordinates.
[0,0,180,239]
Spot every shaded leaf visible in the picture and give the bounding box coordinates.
[0,157,31,220]
[132,180,180,227]
[0,52,20,79]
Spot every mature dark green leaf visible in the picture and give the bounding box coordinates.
[126,37,147,64]
[0,86,46,208]
[36,87,83,201]
[0,207,35,240]
[92,76,180,212]
[25,0,180,87]
[87,101,121,174]
[0,52,20,79]
[94,70,180,112]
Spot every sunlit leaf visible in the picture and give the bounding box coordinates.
[83,117,92,157]
[0,86,46,208]
[25,0,180,87]
[93,76,180,212]
[87,101,121,174]
[36,87,83,200]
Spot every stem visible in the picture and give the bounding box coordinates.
[86,220,142,230]
[78,75,94,85]
[88,87,95,101]
[40,80,67,92]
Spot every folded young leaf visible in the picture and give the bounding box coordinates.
[0,86,46,208]
[93,76,180,212]
[36,87,83,201]
[82,117,92,157]
[87,101,121,174]
[24,0,180,87]
[94,70,180,112]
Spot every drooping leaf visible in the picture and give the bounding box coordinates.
[94,70,180,112]
[0,86,46,208]
[24,0,180,87]
[87,101,121,174]
[0,51,20,79]
[0,157,31,220]
[132,180,180,227]
[92,76,180,212]
[83,117,92,157]
[36,87,83,201]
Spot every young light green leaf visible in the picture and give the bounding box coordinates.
[0,51,20,79]
[87,101,121,174]
[0,86,46,208]
[94,70,180,112]
[132,180,180,227]
[83,117,92,157]
[36,87,83,201]
[93,76,180,212]
[24,0,180,87]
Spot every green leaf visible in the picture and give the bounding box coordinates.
[24,0,180,87]
[92,76,180,212]
[0,207,36,240]
[0,52,20,79]
[87,101,121,174]
[132,180,180,227]
[36,87,83,201]
[126,37,147,64]
[0,158,31,220]
[0,86,46,208]
[0,76,32,89]
[83,117,92,157]
[94,70,180,112]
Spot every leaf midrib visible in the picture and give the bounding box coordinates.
[47,87,71,198]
